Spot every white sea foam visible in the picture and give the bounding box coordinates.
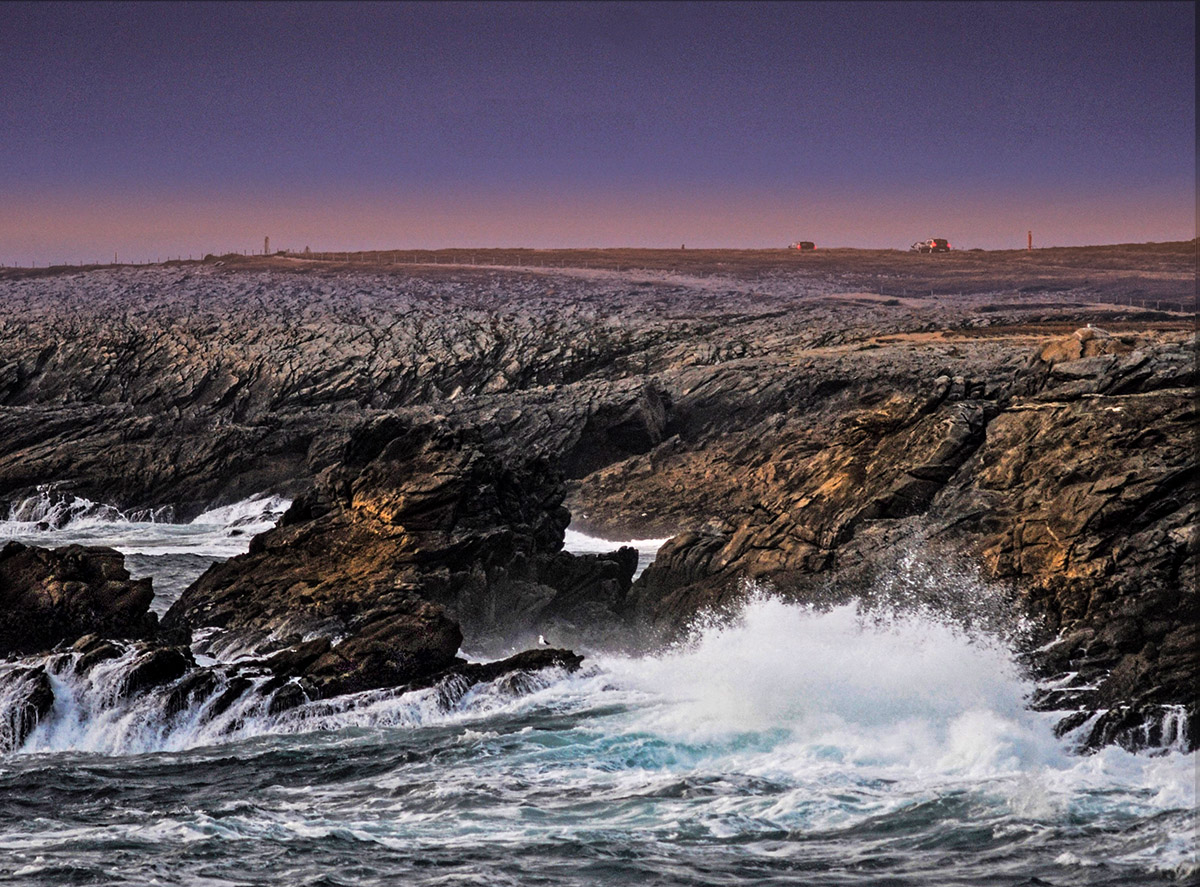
[595,594,1061,776]
[10,642,575,756]
[188,495,292,530]
[0,488,290,557]
[5,585,1194,878]
[13,592,1193,800]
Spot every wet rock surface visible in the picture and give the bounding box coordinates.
[0,245,1194,751]
[163,414,638,668]
[0,665,54,751]
[0,541,157,656]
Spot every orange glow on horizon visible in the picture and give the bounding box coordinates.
[1,187,1194,266]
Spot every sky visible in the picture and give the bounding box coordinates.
[1,0,1194,264]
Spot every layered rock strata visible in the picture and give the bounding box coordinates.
[1,248,1194,752]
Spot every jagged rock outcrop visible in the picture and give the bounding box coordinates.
[627,395,992,630]
[622,332,1196,750]
[0,541,157,656]
[1,250,1194,753]
[164,414,638,689]
[931,340,1196,751]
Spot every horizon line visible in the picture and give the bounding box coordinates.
[3,238,1196,273]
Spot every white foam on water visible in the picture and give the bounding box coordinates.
[0,489,290,557]
[2,487,130,530]
[585,593,1194,859]
[4,585,1194,878]
[10,586,1193,788]
[9,643,577,757]
[597,595,1055,773]
[188,495,293,531]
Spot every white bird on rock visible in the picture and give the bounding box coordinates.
[538,634,549,646]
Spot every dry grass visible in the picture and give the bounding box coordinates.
[3,241,1195,308]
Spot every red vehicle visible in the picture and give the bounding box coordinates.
[911,238,951,253]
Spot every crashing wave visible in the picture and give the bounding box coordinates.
[0,488,291,557]
[4,484,132,530]
[0,639,576,756]
[2,485,288,532]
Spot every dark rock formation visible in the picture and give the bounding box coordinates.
[164,414,638,674]
[1,251,1194,752]
[71,634,125,675]
[0,541,157,657]
[120,644,194,699]
[0,665,54,751]
[436,646,584,687]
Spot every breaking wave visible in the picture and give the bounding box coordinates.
[2,586,1193,885]
[5,642,574,757]
[0,486,290,557]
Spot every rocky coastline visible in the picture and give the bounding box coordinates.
[1,244,1194,753]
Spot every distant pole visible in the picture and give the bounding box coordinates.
[264,236,270,255]
[1027,230,1032,251]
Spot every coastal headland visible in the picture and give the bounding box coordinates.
[1,242,1194,753]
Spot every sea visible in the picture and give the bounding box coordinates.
[0,491,1194,886]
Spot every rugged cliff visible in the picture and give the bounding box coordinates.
[1,246,1194,751]
[620,330,1195,749]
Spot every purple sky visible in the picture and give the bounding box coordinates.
[2,1,1194,264]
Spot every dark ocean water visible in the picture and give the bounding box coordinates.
[1,496,1195,886]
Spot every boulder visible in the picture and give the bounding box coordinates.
[0,542,157,657]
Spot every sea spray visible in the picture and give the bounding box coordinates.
[3,485,127,530]
[0,489,290,557]
[2,587,1194,885]
[598,590,1061,777]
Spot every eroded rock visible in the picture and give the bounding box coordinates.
[0,542,157,657]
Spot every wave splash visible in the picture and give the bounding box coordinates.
[600,592,1059,776]
[8,583,1191,776]
[2,584,1193,882]
[3,485,146,529]
[0,486,290,556]
[2,584,1049,764]
[593,593,1195,878]
[6,641,573,756]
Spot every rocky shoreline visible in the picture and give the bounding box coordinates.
[1,244,1195,752]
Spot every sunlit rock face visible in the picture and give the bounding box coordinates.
[164,413,635,670]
